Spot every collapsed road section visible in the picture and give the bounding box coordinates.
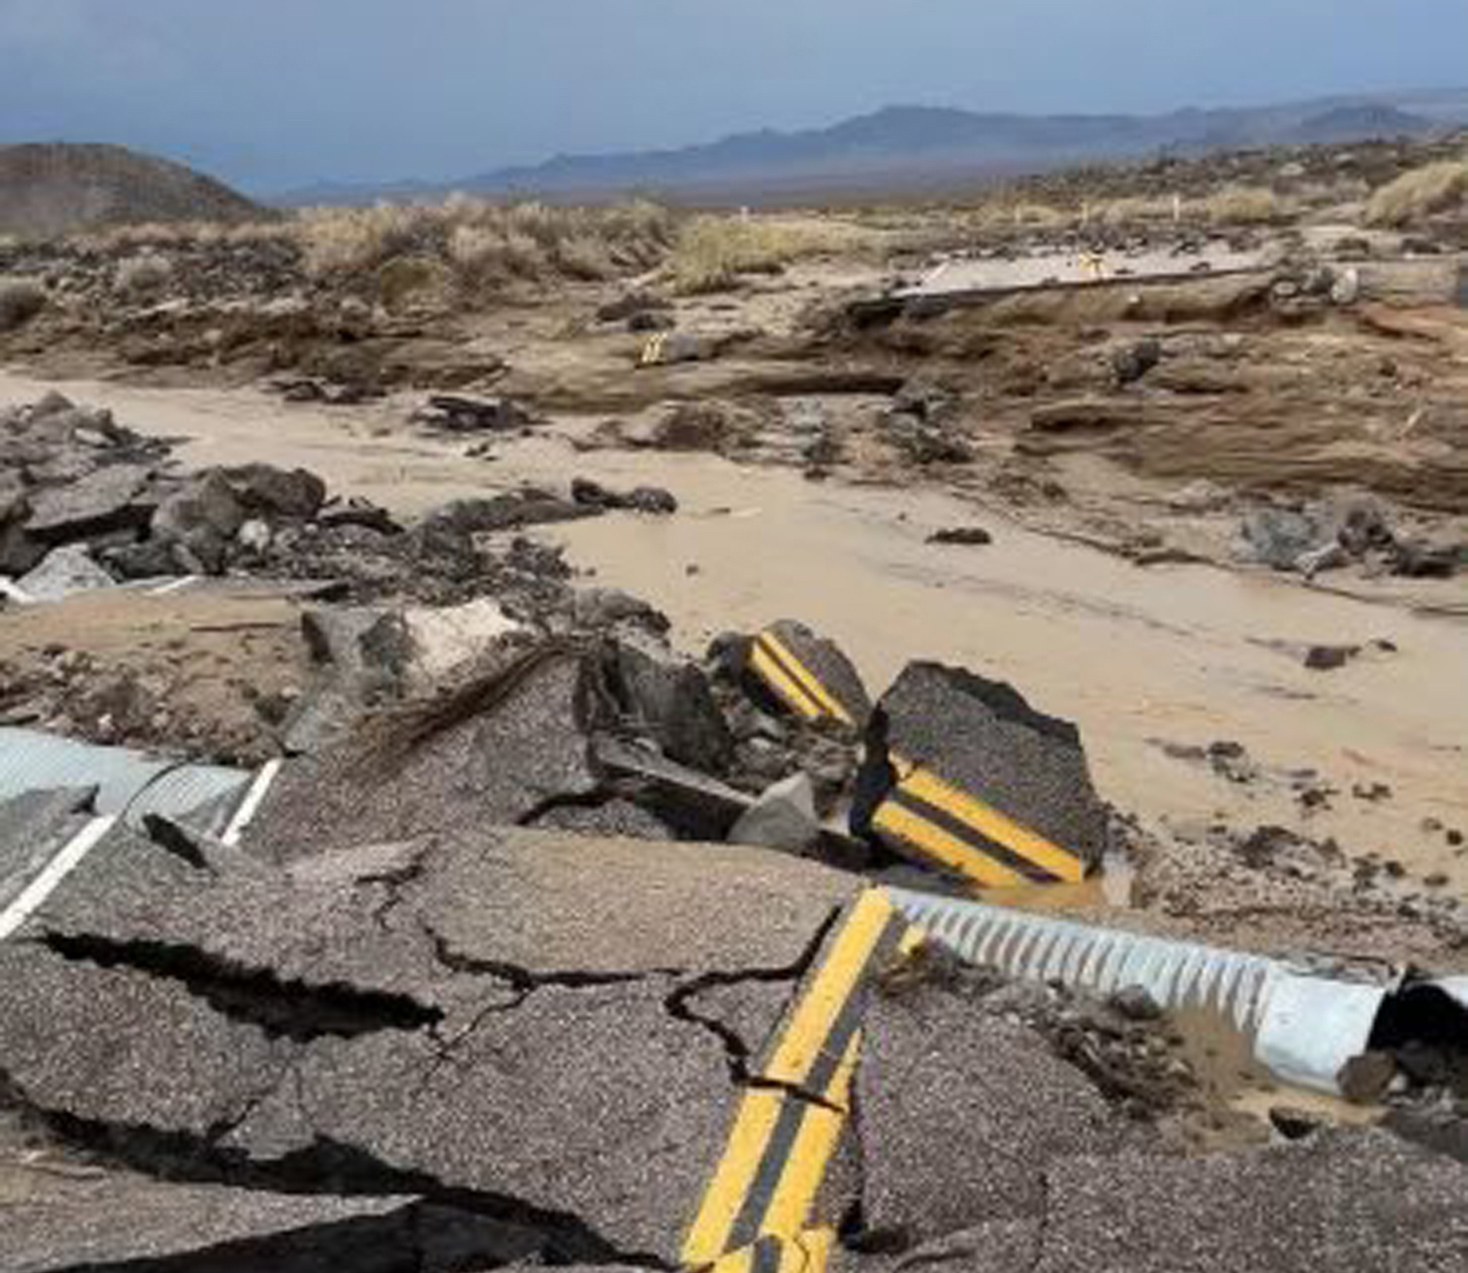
[4,441,1468,1270]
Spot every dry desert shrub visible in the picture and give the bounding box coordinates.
[1204,185,1294,225]
[115,252,176,295]
[668,214,869,293]
[81,220,294,251]
[297,195,673,293]
[0,277,45,330]
[1363,160,1468,227]
[1097,196,1178,226]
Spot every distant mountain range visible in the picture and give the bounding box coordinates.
[276,88,1468,207]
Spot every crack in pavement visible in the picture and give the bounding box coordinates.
[1,1067,668,1269]
[33,931,445,1042]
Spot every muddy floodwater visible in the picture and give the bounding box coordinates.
[5,370,1467,894]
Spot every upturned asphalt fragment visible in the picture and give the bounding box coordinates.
[242,648,603,862]
[683,889,921,1268]
[852,663,1107,890]
[744,621,873,733]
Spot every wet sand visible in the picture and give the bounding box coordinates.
[5,369,1466,892]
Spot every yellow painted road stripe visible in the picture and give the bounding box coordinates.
[756,632,855,727]
[683,1087,788,1266]
[749,644,823,722]
[761,889,897,1089]
[900,766,1086,883]
[642,333,666,365]
[873,801,1026,889]
[708,1230,836,1273]
[759,1034,860,1241]
[683,891,904,1265]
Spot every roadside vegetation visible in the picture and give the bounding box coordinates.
[666,214,872,293]
[1363,158,1468,227]
[0,276,45,331]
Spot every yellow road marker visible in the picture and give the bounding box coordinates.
[873,802,1026,889]
[748,643,824,722]
[754,632,856,728]
[900,766,1086,884]
[872,753,1088,888]
[683,891,912,1267]
[758,1035,859,1241]
[706,1229,837,1273]
[760,890,899,1089]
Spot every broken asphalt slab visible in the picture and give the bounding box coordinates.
[244,647,601,862]
[21,462,157,545]
[0,823,860,1264]
[6,1177,548,1273]
[1031,1130,1468,1273]
[855,982,1129,1248]
[853,662,1108,889]
[740,620,873,733]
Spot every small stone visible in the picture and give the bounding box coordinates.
[728,774,821,855]
[1304,644,1359,672]
[1268,1107,1326,1141]
[927,526,994,547]
[1338,1051,1397,1105]
[1109,985,1165,1022]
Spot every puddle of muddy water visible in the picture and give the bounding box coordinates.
[4,370,1467,895]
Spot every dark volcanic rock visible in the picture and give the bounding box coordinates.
[151,470,248,574]
[605,634,734,774]
[927,526,993,546]
[221,463,327,521]
[571,477,678,515]
[418,490,600,537]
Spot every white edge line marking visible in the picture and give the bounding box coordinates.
[149,575,201,597]
[221,759,283,847]
[0,816,118,941]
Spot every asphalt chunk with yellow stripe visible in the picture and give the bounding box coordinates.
[706,1230,836,1273]
[873,755,1088,888]
[683,889,920,1270]
[851,662,1108,890]
[745,621,872,733]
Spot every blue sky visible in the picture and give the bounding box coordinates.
[1,0,1464,192]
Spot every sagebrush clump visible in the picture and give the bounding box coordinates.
[0,277,46,331]
[1204,186,1294,225]
[115,252,175,294]
[297,196,674,291]
[1364,160,1468,228]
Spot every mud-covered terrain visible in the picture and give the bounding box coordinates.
[3,134,1467,1270]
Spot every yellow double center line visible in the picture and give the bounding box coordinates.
[748,631,856,728]
[683,890,919,1269]
[642,333,668,365]
[873,755,1087,888]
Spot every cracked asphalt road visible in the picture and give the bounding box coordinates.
[2,799,1465,1271]
[0,821,859,1264]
